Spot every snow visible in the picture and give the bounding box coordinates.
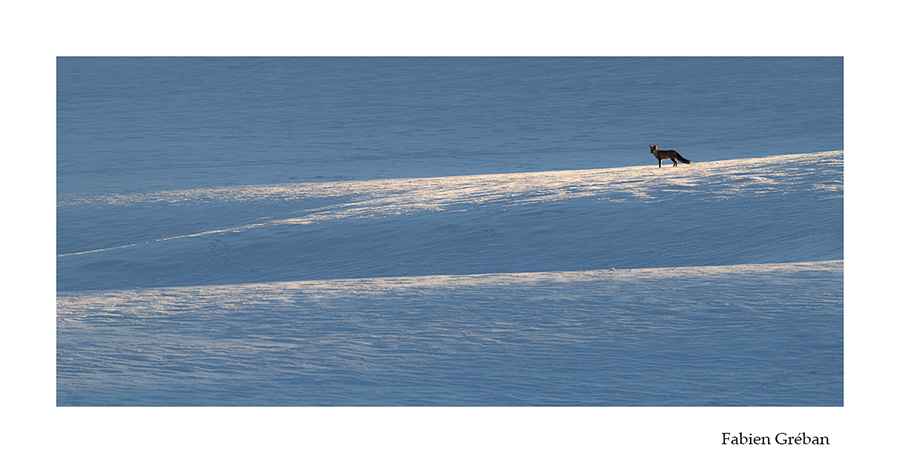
[57,150,843,405]
[58,260,842,406]
[13,14,879,462]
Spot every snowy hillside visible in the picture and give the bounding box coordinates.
[57,151,842,291]
[58,260,841,406]
[57,151,843,405]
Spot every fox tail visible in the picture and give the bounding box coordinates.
[674,153,691,165]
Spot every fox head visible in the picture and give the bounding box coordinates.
[649,145,657,151]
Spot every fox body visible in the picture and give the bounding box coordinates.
[649,145,691,167]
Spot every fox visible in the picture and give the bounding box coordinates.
[649,145,691,167]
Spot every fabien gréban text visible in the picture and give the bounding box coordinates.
[722,432,830,446]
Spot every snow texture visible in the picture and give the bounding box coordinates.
[57,151,843,406]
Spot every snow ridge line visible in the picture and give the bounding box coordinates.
[58,151,841,207]
[68,259,839,294]
[57,151,842,259]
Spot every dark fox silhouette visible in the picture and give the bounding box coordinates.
[649,145,691,167]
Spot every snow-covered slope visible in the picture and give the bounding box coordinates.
[57,151,842,291]
[57,151,843,405]
[58,260,842,406]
